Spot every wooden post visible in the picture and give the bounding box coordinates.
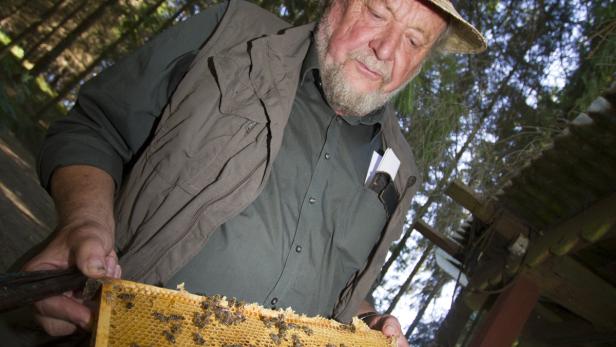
[468,275,540,347]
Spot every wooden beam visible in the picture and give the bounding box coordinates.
[525,256,616,330]
[523,317,616,345]
[525,191,616,267]
[445,180,494,222]
[413,220,462,259]
[468,275,540,347]
[446,180,528,241]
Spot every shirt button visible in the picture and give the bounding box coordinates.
[271,297,278,305]
[295,245,303,253]
[308,197,316,204]
[324,153,331,160]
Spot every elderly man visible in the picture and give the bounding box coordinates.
[23,0,485,345]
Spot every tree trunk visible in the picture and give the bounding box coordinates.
[405,277,446,339]
[0,0,70,59]
[435,287,476,347]
[385,244,433,315]
[0,0,28,23]
[36,0,172,119]
[28,0,119,77]
[23,0,89,63]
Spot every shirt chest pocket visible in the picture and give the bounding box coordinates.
[335,187,388,273]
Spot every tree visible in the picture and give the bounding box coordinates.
[0,0,70,59]
[405,275,446,339]
[28,0,120,77]
[385,244,433,315]
[36,0,171,120]
[22,0,90,63]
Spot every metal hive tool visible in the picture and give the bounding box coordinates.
[93,279,396,347]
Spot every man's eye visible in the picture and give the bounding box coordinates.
[368,8,385,20]
[407,36,421,47]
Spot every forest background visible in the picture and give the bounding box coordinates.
[0,0,614,345]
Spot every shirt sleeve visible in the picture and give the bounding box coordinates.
[37,1,229,191]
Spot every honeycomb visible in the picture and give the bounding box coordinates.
[93,279,396,347]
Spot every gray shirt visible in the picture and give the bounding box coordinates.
[167,44,388,316]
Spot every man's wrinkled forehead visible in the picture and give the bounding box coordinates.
[365,0,448,21]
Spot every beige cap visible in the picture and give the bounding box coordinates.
[426,0,487,53]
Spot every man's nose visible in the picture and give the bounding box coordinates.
[369,27,402,61]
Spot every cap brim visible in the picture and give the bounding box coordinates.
[426,0,487,54]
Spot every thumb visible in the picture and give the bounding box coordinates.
[71,235,112,278]
[383,323,398,336]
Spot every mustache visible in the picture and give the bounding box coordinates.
[349,50,392,83]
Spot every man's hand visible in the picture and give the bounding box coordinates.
[23,221,120,336]
[365,314,409,347]
[22,165,118,336]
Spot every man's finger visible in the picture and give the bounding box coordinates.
[35,315,79,336]
[34,295,92,331]
[376,315,409,347]
[378,315,402,335]
[104,254,118,277]
[71,235,112,278]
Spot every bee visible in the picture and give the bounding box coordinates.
[162,330,175,344]
[325,344,336,347]
[212,294,223,303]
[233,312,246,324]
[153,311,169,322]
[192,332,205,345]
[259,315,275,328]
[275,320,288,338]
[168,314,185,321]
[117,293,135,309]
[291,334,303,347]
[214,306,230,324]
[270,333,281,345]
[170,323,182,334]
[341,323,356,333]
[227,297,236,307]
[301,326,313,336]
[193,312,210,328]
[201,300,211,311]
[117,293,135,301]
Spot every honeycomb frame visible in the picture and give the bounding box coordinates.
[93,279,396,347]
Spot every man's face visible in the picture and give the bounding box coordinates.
[316,0,447,116]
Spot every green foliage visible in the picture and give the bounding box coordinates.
[559,1,616,118]
[395,54,466,179]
